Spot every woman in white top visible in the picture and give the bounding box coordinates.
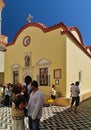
[50,84,56,100]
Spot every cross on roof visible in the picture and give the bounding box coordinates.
[26,14,33,23]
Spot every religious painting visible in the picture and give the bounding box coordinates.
[54,69,61,79]
[39,68,48,86]
[23,36,31,46]
[25,55,30,67]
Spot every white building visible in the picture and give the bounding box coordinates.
[0,0,7,84]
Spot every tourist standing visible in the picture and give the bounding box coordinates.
[50,84,56,100]
[70,83,74,97]
[27,80,44,130]
[69,81,80,113]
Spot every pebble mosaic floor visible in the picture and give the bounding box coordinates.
[0,98,91,130]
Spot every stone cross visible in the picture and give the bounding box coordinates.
[26,14,33,23]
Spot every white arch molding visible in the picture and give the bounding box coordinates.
[11,64,20,84]
[22,66,34,83]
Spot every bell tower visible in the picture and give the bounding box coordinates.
[0,0,7,51]
[0,0,5,34]
[0,0,7,84]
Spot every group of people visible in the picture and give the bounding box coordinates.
[1,79,80,130]
[50,81,80,113]
[11,77,44,130]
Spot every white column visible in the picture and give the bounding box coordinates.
[0,0,5,34]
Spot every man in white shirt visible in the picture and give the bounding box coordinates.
[27,80,44,130]
[69,81,80,113]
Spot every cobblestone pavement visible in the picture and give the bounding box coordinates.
[0,98,91,130]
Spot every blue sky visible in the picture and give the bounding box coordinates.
[2,0,91,46]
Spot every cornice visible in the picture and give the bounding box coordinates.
[7,22,91,58]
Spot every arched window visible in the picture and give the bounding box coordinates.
[36,58,51,86]
[11,64,20,84]
[39,68,48,86]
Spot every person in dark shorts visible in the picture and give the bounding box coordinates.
[69,81,80,113]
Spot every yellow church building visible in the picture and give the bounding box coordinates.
[4,22,91,104]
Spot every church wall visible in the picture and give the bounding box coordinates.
[5,26,67,97]
[66,36,91,97]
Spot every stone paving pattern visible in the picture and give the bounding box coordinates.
[0,98,91,130]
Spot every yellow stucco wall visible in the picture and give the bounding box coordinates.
[66,36,91,97]
[4,23,91,98]
[4,25,66,97]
